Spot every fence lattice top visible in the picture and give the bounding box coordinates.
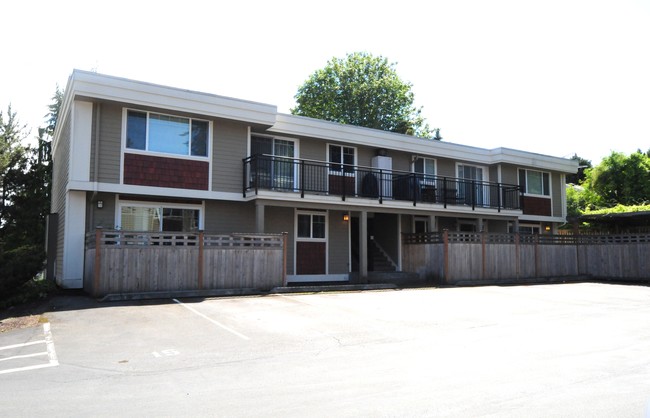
[403,231,650,245]
[86,230,285,249]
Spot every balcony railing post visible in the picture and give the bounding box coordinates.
[254,156,259,195]
[497,183,502,212]
[443,177,448,209]
[242,157,247,198]
[471,180,476,210]
[300,159,305,198]
[412,173,417,207]
[379,169,383,204]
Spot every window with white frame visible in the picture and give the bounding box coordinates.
[126,110,209,157]
[413,157,436,176]
[519,169,550,196]
[119,203,201,232]
[296,212,326,240]
[329,144,355,174]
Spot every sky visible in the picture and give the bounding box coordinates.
[2,0,649,165]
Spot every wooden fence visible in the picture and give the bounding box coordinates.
[403,231,650,285]
[84,230,287,297]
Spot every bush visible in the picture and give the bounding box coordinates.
[0,245,46,295]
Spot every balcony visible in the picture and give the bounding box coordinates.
[243,155,522,211]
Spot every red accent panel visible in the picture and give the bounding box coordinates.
[296,242,326,275]
[523,196,552,216]
[124,153,209,190]
[329,175,356,195]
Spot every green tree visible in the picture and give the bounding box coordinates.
[582,151,650,208]
[292,52,435,138]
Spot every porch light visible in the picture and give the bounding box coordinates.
[343,214,350,222]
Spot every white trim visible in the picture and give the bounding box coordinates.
[519,168,551,197]
[60,191,86,289]
[70,101,92,182]
[67,180,241,202]
[518,214,566,223]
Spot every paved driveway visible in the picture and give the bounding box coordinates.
[2,283,650,417]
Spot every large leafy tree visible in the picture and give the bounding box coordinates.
[292,52,435,138]
[566,153,591,185]
[584,151,650,207]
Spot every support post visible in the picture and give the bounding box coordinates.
[481,231,487,280]
[282,232,288,286]
[93,228,101,297]
[255,203,265,233]
[198,230,204,289]
[360,211,368,283]
[443,229,449,284]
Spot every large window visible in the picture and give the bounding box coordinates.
[250,135,297,190]
[126,110,209,157]
[519,169,550,196]
[119,204,200,232]
[413,157,436,176]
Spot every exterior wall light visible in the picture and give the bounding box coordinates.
[343,214,350,222]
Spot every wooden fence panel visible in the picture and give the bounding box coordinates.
[447,243,482,282]
[86,231,285,297]
[402,243,444,281]
[485,244,517,280]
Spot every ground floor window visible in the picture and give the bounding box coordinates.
[118,202,201,232]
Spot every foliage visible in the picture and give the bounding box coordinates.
[0,90,58,296]
[583,203,650,216]
[567,150,650,219]
[582,150,650,208]
[292,52,435,138]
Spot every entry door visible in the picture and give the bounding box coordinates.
[295,212,327,275]
[457,164,485,206]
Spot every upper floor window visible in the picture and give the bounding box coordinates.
[126,110,209,157]
[519,169,550,196]
[413,157,436,176]
[329,144,355,174]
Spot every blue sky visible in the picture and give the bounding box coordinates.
[2,0,649,164]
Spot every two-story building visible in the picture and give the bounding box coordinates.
[50,70,578,290]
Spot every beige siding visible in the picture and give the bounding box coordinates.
[436,157,456,177]
[328,210,350,274]
[265,206,294,274]
[204,200,256,234]
[299,137,324,160]
[500,164,519,185]
[52,112,72,279]
[86,193,117,231]
[213,120,248,193]
[97,103,122,183]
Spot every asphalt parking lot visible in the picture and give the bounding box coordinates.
[2,283,650,417]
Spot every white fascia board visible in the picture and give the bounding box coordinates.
[67,180,244,202]
[68,69,277,126]
[270,114,579,174]
[518,214,567,223]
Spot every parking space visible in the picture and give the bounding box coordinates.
[0,323,58,375]
[2,283,650,417]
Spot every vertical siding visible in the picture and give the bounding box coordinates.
[52,112,72,280]
[213,120,248,193]
[328,210,350,274]
[265,206,294,274]
[204,200,256,234]
[97,103,122,184]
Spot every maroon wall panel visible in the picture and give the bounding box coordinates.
[124,153,209,190]
[296,242,326,275]
[523,196,552,216]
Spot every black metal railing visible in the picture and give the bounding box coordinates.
[243,154,522,211]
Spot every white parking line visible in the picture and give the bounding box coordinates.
[0,323,59,375]
[172,298,250,341]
